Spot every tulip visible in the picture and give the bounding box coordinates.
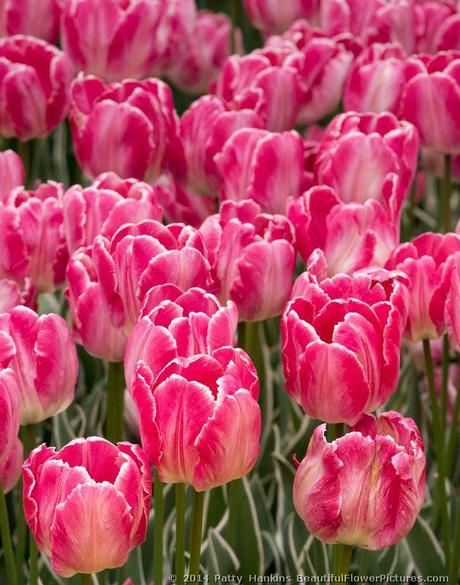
[293,411,426,549]
[0,369,22,493]
[153,0,197,71]
[0,278,35,313]
[200,199,296,322]
[281,269,407,424]
[23,437,152,577]
[0,182,68,293]
[0,35,73,141]
[215,128,304,214]
[319,0,382,41]
[0,149,24,203]
[386,232,460,342]
[0,0,61,43]
[154,173,217,227]
[288,185,401,278]
[180,95,263,197]
[212,48,304,132]
[415,1,457,54]
[125,285,238,390]
[166,11,241,95]
[0,307,78,425]
[445,257,460,351]
[399,51,460,154]
[131,347,260,490]
[66,220,211,360]
[69,75,183,181]
[61,0,164,82]
[269,22,354,125]
[344,43,423,114]
[243,0,320,35]
[63,172,164,254]
[314,111,419,204]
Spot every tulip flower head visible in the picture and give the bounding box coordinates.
[293,411,426,549]
[23,437,152,577]
[0,368,22,493]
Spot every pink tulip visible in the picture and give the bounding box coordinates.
[69,75,183,181]
[125,285,238,390]
[319,0,382,40]
[288,185,401,277]
[445,257,460,351]
[63,172,164,254]
[215,128,304,214]
[212,47,304,132]
[269,22,354,125]
[344,43,423,114]
[154,173,217,227]
[315,111,419,205]
[61,0,164,82]
[243,0,320,35]
[0,36,73,141]
[0,278,36,313]
[23,437,152,577]
[415,1,457,53]
[166,11,241,95]
[281,270,407,424]
[399,51,460,154]
[131,347,260,490]
[0,307,78,425]
[293,411,426,549]
[180,96,263,197]
[0,150,24,203]
[386,232,460,342]
[200,199,296,322]
[0,182,68,293]
[0,369,22,493]
[66,220,211,360]
[0,0,61,43]
[153,0,197,71]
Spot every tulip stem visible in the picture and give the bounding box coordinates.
[80,574,92,585]
[441,154,452,233]
[422,339,451,569]
[189,490,205,577]
[105,361,125,443]
[446,360,460,476]
[175,483,186,585]
[0,484,17,585]
[332,544,353,576]
[153,471,164,585]
[441,334,450,431]
[29,530,38,585]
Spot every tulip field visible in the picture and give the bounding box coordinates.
[1,0,460,584]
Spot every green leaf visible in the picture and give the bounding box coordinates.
[405,515,445,576]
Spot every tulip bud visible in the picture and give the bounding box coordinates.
[243,0,319,35]
[63,172,164,255]
[399,51,460,154]
[0,0,61,43]
[61,0,164,82]
[215,128,305,214]
[293,411,426,549]
[386,232,460,342]
[131,347,260,491]
[0,150,24,203]
[0,182,68,293]
[200,199,296,322]
[282,270,408,424]
[180,96,263,197]
[23,437,152,577]
[288,186,401,277]
[0,369,22,493]
[70,75,183,181]
[0,307,78,425]
[0,35,73,141]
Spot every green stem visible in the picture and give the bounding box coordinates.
[332,544,353,576]
[446,367,460,476]
[17,140,32,189]
[226,480,239,549]
[105,361,125,443]
[423,339,451,569]
[327,423,344,442]
[449,495,460,584]
[442,154,452,233]
[153,471,164,585]
[0,484,17,585]
[188,490,205,577]
[29,530,38,585]
[80,574,92,585]
[441,334,450,433]
[229,0,239,53]
[175,484,186,585]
